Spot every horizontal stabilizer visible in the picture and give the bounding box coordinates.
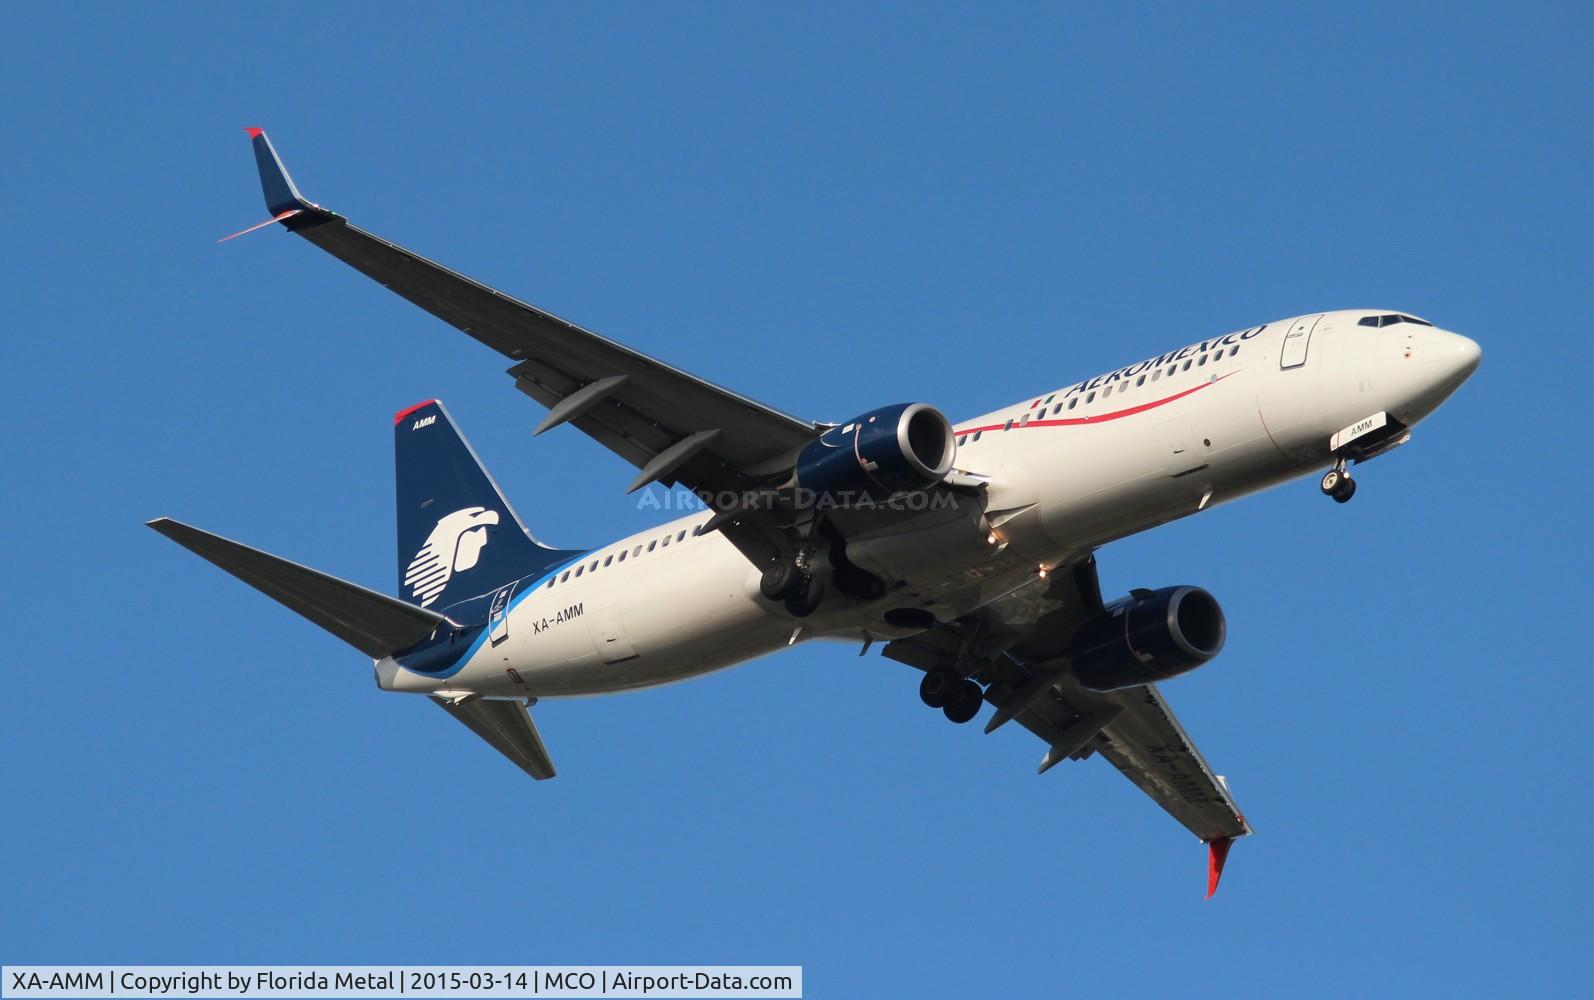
[147,517,447,658]
[433,696,556,780]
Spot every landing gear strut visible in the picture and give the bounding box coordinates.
[1320,458,1357,504]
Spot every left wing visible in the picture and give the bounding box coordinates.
[234,129,821,563]
[882,555,1251,895]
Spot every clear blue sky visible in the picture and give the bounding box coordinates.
[3,4,1589,996]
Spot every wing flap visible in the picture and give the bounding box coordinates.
[1091,684,1253,842]
[432,697,556,781]
[283,211,817,474]
[1011,675,1251,842]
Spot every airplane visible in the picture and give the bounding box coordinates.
[150,129,1482,897]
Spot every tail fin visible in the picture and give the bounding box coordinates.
[395,400,575,610]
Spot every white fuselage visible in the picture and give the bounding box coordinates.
[376,310,1480,699]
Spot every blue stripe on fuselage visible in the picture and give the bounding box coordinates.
[392,551,589,679]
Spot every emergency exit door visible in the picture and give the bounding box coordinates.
[1279,314,1322,369]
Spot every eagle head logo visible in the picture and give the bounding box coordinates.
[405,506,500,607]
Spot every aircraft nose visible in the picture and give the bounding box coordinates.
[1435,329,1483,383]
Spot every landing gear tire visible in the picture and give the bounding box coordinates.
[1321,466,1357,503]
[783,576,824,618]
[919,669,959,709]
[942,680,983,725]
[760,560,803,601]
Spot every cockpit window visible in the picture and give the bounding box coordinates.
[1358,313,1434,328]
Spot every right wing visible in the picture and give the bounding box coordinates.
[238,130,818,526]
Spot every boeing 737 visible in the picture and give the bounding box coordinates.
[150,130,1482,895]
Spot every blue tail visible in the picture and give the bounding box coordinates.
[394,400,577,611]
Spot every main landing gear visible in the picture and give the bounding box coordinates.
[760,559,824,617]
[1320,458,1357,504]
[919,669,984,724]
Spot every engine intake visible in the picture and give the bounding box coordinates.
[1070,586,1226,692]
[794,403,955,501]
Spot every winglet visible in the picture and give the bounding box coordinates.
[220,128,326,242]
[245,127,313,216]
[1205,837,1234,899]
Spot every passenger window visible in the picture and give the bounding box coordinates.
[1152,370,1161,382]
[647,541,656,552]
[957,435,967,446]
[1229,345,1238,357]
[590,560,599,571]
[1052,403,1062,415]
[1167,365,1176,377]
[1104,385,1114,398]
[1004,419,1013,431]
[604,555,613,567]
[661,536,670,547]
[1182,360,1192,371]
[575,566,584,577]
[633,545,642,557]
[1068,397,1078,409]
[1136,375,1146,387]
[973,430,982,442]
[677,530,686,542]
[560,571,570,582]
[546,578,555,588]
[1198,354,1208,366]
[1086,391,1096,403]
[618,550,627,562]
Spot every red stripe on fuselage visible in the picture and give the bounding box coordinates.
[954,371,1239,436]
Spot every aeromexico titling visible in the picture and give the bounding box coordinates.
[150,129,1482,897]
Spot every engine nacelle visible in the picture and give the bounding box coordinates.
[794,403,956,502]
[1069,586,1226,692]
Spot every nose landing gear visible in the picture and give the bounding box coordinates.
[1320,459,1357,503]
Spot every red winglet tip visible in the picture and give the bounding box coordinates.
[244,127,264,139]
[1205,837,1234,899]
[394,399,439,426]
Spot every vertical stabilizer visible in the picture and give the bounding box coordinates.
[394,400,576,610]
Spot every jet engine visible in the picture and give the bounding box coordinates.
[794,403,956,501]
[1069,586,1226,692]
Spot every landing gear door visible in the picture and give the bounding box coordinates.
[1279,314,1323,370]
[487,581,516,646]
